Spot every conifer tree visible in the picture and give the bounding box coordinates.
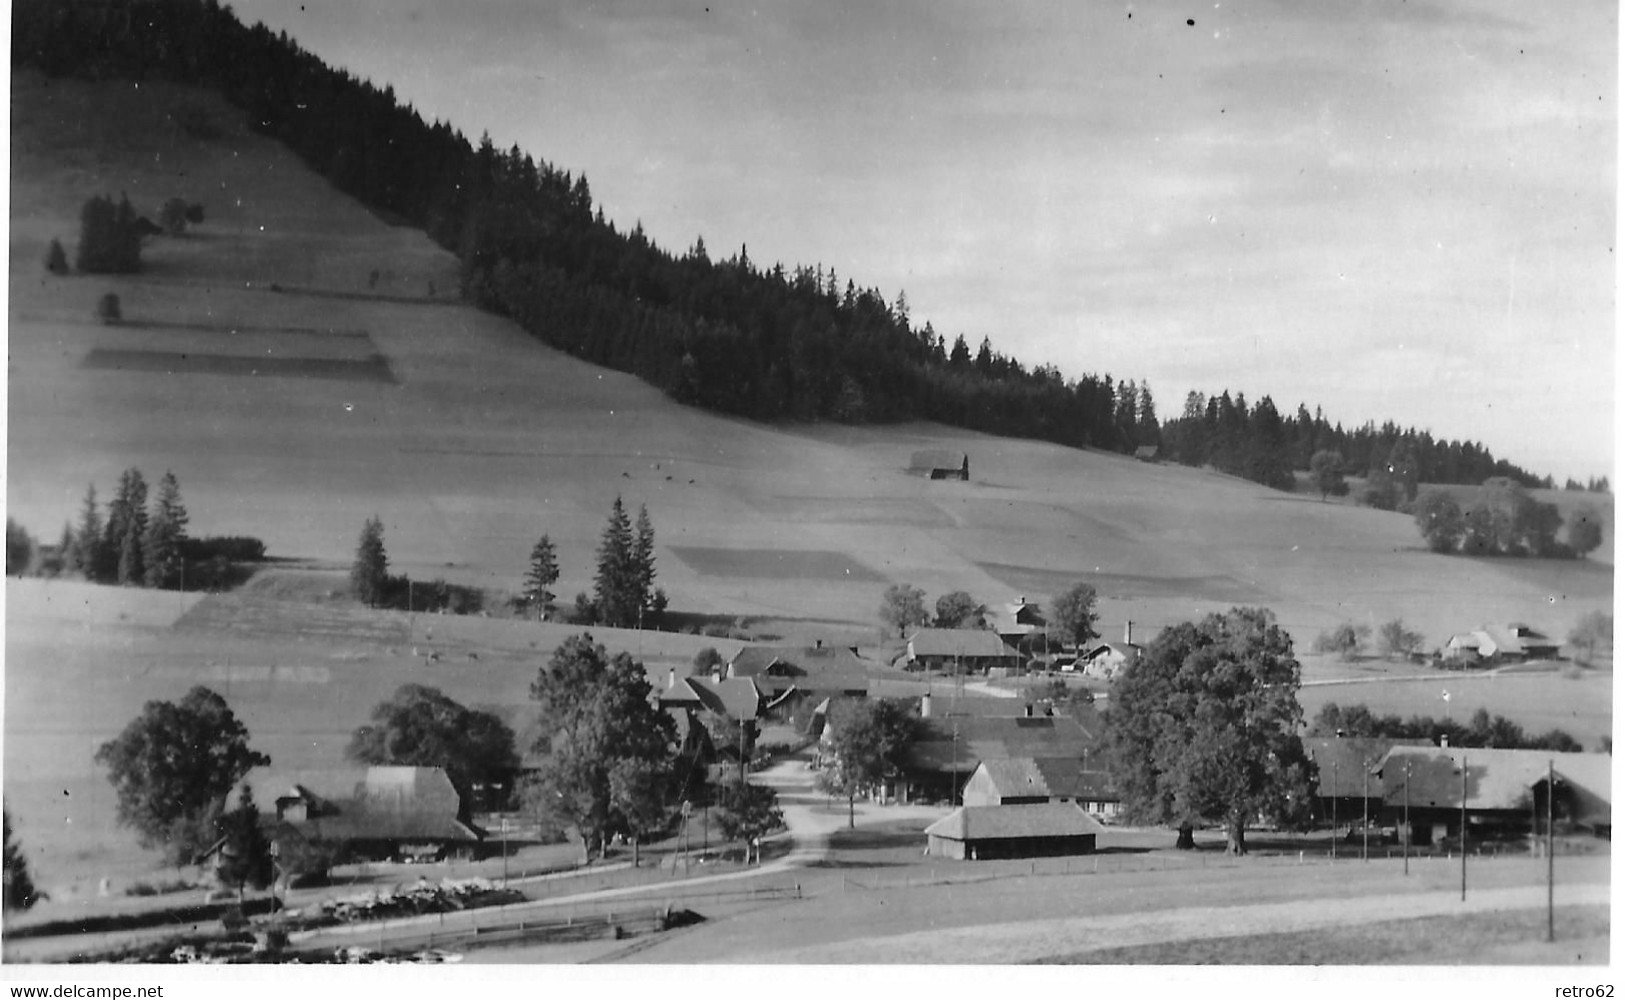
[522,534,560,619]
[592,497,635,627]
[3,810,39,912]
[350,516,388,607]
[632,504,656,625]
[104,468,148,584]
[214,785,273,896]
[70,484,104,580]
[142,471,190,588]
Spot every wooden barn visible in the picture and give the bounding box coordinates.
[908,449,969,481]
[924,802,1104,860]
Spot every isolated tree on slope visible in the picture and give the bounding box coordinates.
[522,534,559,619]
[350,515,388,607]
[1309,450,1347,501]
[1413,490,1465,553]
[94,686,270,865]
[592,497,636,627]
[142,471,189,588]
[1050,583,1101,650]
[1566,505,1603,559]
[1106,607,1313,855]
[347,683,518,814]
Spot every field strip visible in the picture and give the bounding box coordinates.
[762,881,1611,963]
[81,348,397,383]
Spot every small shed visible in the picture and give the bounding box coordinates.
[924,802,1104,860]
[908,450,969,481]
[1133,445,1159,462]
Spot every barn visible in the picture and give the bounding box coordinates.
[924,802,1104,860]
[908,450,970,480]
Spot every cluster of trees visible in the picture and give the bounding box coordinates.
[1413,481,1603,559]
[1310,702,1584,753]
[33,469,195,588]
[1567,612,1612,666]
[74,193,145,273]
[877,582,1099,648]
[1311,619,1426,661]
[584,497,663,628]
[1161,393,1545,494]
[346,684,518,814]
[348,516,484,614]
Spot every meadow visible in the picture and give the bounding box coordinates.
[4,71,1613,903]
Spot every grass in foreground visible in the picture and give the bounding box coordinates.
[1036,905,1609,965]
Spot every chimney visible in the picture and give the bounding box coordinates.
[712,666,723,683]
[815,639,823,650]
[1125,620,1134,645]
[667,666,676,690]
[1024,703,1033,718]
[920,691,933,718]
[1439,734,1449,748]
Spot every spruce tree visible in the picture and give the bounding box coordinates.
[215,786,273,896]
[3,810,39,912]
[142,471,190,588]
[522,534,560,619]
[632,504,656,625]
[350,516,388,607]
[592,497,634,627]
[104,468,148,585]
[71,484,104,580]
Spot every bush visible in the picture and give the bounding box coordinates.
[96,292,122,324]
[44,238,69,274]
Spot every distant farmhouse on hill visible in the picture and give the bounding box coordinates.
[909,449,969,481]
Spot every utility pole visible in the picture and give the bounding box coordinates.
[1331,759,1338,861]
[1547,758,1555,942]
[1460,752,1467,901]
[1403,760,1411,876]
[1361,760,1369,862]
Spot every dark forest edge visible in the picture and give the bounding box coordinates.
[14,0,1589,492]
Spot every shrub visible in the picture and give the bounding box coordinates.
[96,292,122,324]
[44,238,68,274]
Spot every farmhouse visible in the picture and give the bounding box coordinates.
[243,766,481,872]
[908,449,969,481]
[725,643,872,718]
[1134,445,1159,462]
[960,757,1120,818]
[924,802,1104,860]
[1445,623,1562,664]
[895,711,1098,803]
[991,597,1047,651]
[905,628,1021,673]
[1303,736,1427,827]
[1371,746,1612,844]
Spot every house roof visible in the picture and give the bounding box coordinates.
[908,449,967,472]
[991,599,1046,637]
[1081,641,1141,662]
[664,676,762,720]
[1302,737,1428,797]
[973,757,1116,801]
[1448,625,1561,658]
[907,628,1018,659]
[727,645,872,694]
[1134,445,1159,459]
[925,802,1105,841]
[1373,746,1612,813]
[245,766,479,844]
[907,715,1096,774]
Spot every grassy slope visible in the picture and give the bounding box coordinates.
[5,72,1613,895]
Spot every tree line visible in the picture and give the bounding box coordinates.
[1413,480,1603,559]
[1309,702,1583,754]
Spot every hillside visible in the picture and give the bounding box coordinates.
[8,70,1611,644]
[4,70,1614,899]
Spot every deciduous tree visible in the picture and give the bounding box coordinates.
[1309,450,1347,501]
[6,519,34,577]
[526,634,676,858]
[1106,607,1314,854]
[1050,583,1100,650]
[94,686,270,865]
[933,591,985,629]
[1413,490,1465,553]
[816,699,922,828]
[713,778,783,864]
[347,684,518,813]
[1375,619,1423,660]
[1568,611,1612,665]
[879,583,926,638]
[1566,505,1604,559]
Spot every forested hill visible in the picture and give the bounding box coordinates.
[13,0,1545,489]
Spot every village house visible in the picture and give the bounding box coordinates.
[1444,623,1562,665]
[991,597,1047,653]
[1075,622,1144,679]
[1302,736,1428,830]
[1371,745,1611,846]
[724,643,872,720]
[891,706,1099,804]
[924,802,1105,860]
[904,628,1022,674]
[959,756,1120,819]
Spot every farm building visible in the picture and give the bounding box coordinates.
[960,757,1120,818]
[1134,445,1160,462]
[991,597,1047,650]
[1302,736,1428,827]
[908,449,970,480]
[894,711,1099,804]
[904,628,1021,673]
[1371,746,1612,844]
[1445,623,1562,664]
[242,766,481,873]
[1075,622,1143,678]
[658,671,764,756]
[924,802,1104,860]
[725,643,873,719]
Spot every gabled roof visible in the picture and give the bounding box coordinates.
[909,449,967,472]
[245,766,479,844]
[1302,737,1428,797]
[1081,641,1140,662]
[907,628,1018,659]
[1134,445,1159,459]
[907,715,1096,774]
[925,802,1105,841]
[727,645,871,694]
[1373,746,1612,813]
[679,676,762,720]
[972,757,1115,801]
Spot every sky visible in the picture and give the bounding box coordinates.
[230,0,1616,484]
